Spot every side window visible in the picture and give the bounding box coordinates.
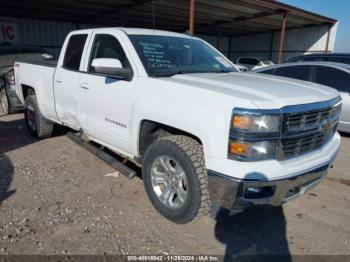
[239,58,258,65]
[338,57,350,65]
[325,57,337,62]
[88,34,129,72]
[259,69,275,75]
[303,56,322,61]
[274,66,311,81]
[63,34,88,70]
[315,66,350,93]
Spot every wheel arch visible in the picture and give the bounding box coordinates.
[137,119,204,160]
[21,84,36,100]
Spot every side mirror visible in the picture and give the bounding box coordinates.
[91,58,133,81]
[257,62,263,66]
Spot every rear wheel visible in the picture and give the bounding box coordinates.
[142,135,210,223]
[25,95,53,138]
[0,88,9,116]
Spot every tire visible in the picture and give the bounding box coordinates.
[0,88,9,116]
[142,135,210,223]
[24,95,53,138]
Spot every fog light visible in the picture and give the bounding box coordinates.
[244,186,276,199]
[246,187,263,193]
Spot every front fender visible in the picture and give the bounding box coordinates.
[130,92,232,164]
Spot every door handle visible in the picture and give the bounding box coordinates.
[55,76,63,83]
[79,82,89,89]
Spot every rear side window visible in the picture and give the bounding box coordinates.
[274,65,311,81]
[315,66,350,93]
[63,34,88,70]
[239,58,259,65]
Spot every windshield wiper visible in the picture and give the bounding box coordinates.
[213,69,233,73]
[153,70,184,77]
[153,69,233,77]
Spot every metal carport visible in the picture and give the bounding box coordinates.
[0,0,338,63]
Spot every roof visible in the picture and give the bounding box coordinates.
[70,27,200,40]
[122,28,195,38]
[294,53,350,57]
[0,0,337,37]
[254,61,350,72]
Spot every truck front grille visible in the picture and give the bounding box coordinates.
[284,105,341,132]
[278,101,341,160]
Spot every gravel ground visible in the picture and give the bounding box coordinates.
[1,114,350,258]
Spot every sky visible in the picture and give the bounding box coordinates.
[279,0,350,52]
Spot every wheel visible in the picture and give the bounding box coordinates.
[0,88,9,116]
[24,95,53,138]
[142,135,210,223]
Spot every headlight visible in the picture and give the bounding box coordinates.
[229,109,281,161]
[232,114,280,133]
[229,140,277,161]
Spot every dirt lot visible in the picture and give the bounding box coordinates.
[1,113,350,258]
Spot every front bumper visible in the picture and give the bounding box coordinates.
[208,164,329,210]
[207,132,340,210]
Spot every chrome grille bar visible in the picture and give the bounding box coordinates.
[279,99,341,160]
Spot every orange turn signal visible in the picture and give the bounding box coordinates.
[232,115,251,129]
[230,142,250,155]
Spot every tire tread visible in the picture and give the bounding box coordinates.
[25,95,53,138]
[156,135,211,220]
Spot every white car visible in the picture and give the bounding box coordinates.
[236,57,274,71]
[234,63,248,72]
[14,28,341,223]
[254,62,350,133]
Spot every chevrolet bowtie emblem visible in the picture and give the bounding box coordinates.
[322,122,332,134]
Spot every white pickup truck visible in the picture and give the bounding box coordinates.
[14,28,341,223]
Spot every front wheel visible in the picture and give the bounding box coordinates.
[142,135,210,224]
[25,95,53,138]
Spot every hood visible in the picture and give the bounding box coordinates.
[161,72,339,109]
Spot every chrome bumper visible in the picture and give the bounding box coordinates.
[207,164,329,211]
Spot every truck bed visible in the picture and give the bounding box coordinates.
[16,59,58,68]
[15,60,58,121]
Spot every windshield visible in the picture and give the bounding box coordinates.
[128,35,237,76]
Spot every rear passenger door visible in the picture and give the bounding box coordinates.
[54,33,90,129]
[314,65,350,124]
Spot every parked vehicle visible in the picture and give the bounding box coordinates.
[254,62,349,133]
[234,63,248,72]
[236,57,274,71]
[287,53,350,65]
[0,44,53,116]
[14,28,341,223]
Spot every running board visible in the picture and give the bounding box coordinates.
[67,132,136,179]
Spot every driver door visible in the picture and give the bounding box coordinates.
[78,32,137,153]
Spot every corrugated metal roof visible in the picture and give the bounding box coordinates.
[0,0,337,37]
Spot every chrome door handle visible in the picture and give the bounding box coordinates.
[79,82,89,89]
